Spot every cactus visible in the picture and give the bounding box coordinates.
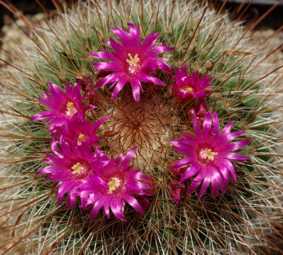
[0,1,282,254]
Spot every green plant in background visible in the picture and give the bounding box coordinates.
[0,0,282,254]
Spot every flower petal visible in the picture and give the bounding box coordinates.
[223,122,234,134]
[131,79,142,102]
[57,181,77,202]
[221,159,237,182]
[111,199,125,221]
[212,112,219,131]
[112,28,131,42]
[103,204,111,218]
[112,79,127,98]
[198,177,210,198]
[32,111,51,121]
[153,44,172,54]
[96,74,117,88]
[92,115,110,130]
[94,62,118,72]
[209,167,224,197]
[108,38,123,52]
[187,176,202,194]
[181,165,199,182]
[119,147,137,165]
[89,51,113,59]
[226,130,245,141]
[170,157,191,172]
[231,140,249,151]
[128,23,140,38]
[143,32,159,47]
[39,166,54,175]
[142,75,165,86]
[203,112,212,131]
[226,153,249,161]
[125,196,144,215]
[67,191,78,208]
[90,200,104,219]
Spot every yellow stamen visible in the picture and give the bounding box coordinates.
[199,148,217,161]
[71,162,87,176]
[181,85,193,93]
[107,177,122,193]
[65,101,77,117]
[77,133,87,145]
[126,53,140,74]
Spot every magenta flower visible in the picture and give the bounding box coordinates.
[171,111,249,198]
[90,23,172,101]
[172,67,211,101]
[59,115,109,148]
[40,142,98,208]
[80,148,154,221]
[32,82,87,131]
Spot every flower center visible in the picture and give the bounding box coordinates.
[77,133,87,145]
[181,85,193,93]
[71,162,88,176]
[199,148,217,162]
[65,101,78,117]
[126,53,140,74]
[107,177,122,193]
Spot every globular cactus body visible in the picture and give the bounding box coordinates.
[0,1,282,254]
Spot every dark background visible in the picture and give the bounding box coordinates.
[0,0,55,27]
[0,0,79,28]
[0,0,282,29]
[210,0,283,29]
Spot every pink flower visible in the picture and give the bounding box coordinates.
[171,111,249,198]
[39,142,98,208]
[172,67,211,101]
[90,23,172,101]
[80,148,154,221]
[59,115,109,149]
[32,82,87,132]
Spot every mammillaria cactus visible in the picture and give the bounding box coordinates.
[0,0,282,254]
